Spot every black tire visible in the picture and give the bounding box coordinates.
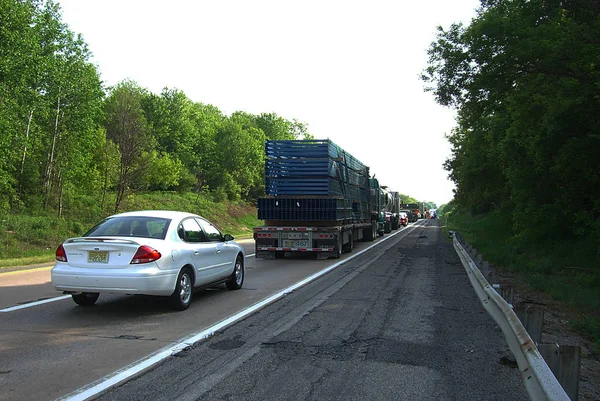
[72,292,99,306]
[392,219,399,230]
[342,235,353,253]
[334,237,342,258]
[169,268,193,311]
[226,256,244,290]
[364,226,373,241]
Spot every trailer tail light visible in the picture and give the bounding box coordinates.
[56,244,67,262]
[131,246,162,264]
[256,233,273,238]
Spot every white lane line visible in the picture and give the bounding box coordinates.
[0,295,71,313]
[58,222,422,401]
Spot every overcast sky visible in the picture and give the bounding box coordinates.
[57,0,480,206]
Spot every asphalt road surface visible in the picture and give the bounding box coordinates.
[0,226,412,400]
[96,220,528,401]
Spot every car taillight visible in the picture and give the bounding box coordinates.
[130,245,161,264]
[56,244,67,262]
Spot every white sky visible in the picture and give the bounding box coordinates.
[57,0,480,206]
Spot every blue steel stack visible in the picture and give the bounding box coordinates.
[258,140,370,222]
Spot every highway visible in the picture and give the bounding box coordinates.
[0,220,528,401]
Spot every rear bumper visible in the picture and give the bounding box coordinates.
[51,264,179,296]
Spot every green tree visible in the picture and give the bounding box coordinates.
[0,0,103,216]
[0,0,37,211]
[41,32,104,214]
[422,0,600,246]
[210,120,265,201]
[104,80,152,213]
[187,102,224,192]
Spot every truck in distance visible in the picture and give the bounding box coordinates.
[254,139,384,260]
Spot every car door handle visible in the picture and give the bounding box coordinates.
[216,250,221,254]
[194,251,199,255]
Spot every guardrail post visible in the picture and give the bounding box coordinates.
[487,265,496,283]
[481,260,490,276]
[491,284,514,305]
[495,284,514,305]
[515,305,544,344]
[470,248,477,257]
[538,344,581,401]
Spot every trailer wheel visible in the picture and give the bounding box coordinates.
[342,235,354,253]
[364,224,375,241]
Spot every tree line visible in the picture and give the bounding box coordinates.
[422,0,600,258]
[1,0,311,218]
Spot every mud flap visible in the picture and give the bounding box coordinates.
[256,251,276,260]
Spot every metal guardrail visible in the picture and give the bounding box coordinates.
[452,235,570,401]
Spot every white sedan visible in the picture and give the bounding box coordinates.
[51,210,245,310]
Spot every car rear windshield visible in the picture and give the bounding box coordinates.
[83,216,172,239]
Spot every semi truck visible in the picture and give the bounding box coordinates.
[254,139,384,260]
[370,178,387,237]
[382,189,402,231]
[401,202,425,220]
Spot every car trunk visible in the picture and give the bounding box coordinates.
[62,237,143,269]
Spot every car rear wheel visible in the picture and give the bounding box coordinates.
[169,268,193,311]
[226,256,244,290]
[72,292,99,306]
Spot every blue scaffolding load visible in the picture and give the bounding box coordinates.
[258,198,352,221]
[259,139,371,222]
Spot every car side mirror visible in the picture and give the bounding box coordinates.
[223,234,235,241]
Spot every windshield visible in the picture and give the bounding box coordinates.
[83,216,171,239]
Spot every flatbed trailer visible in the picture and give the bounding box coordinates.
[254,139,378,260]
[254,220,376,260]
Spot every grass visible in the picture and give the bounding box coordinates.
[0,254,56,268]
[442,207,600,353]
[0,191,261,269]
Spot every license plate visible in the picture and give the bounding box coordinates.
[284,240,309,248]
[88,251,109,263]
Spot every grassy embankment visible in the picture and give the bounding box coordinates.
[442,208,600,353]
[0,192,261,269]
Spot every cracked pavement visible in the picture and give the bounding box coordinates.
[98,220,528,401]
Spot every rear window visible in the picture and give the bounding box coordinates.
[83,216,171,239]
